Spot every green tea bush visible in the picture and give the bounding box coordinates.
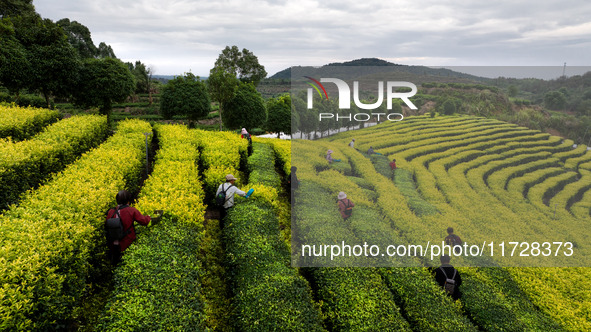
[99,124,207,331]
[0,119,151,330]
[0,115,109,209]
[247,142,281,189]
[0,103,60,140]
[225,201,325,331]
[223,141,324,331]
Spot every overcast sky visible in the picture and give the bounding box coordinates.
[34,0,591,77]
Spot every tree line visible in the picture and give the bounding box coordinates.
[156,45,290,136]
[0,2,155,117]
[0,2,290,133]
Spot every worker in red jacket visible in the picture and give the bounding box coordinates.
[105,190,158,264]
[337,191,354,220]
[389,158,397,180]
[389,159,397,171]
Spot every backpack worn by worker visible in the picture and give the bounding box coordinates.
[105,206,134,244]
[342,199,353,217]
[216,184,234,207]
[440,267,457,296]
[446,234,463,247]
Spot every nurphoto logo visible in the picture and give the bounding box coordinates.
[305,76,417,122]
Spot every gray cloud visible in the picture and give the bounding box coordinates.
[34,0,591,76]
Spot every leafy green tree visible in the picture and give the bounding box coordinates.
[440,97,462,115]
[574,99,591,116]
[11,16,80,107]
[0,0,36,17]
[160,72,210,121]
[135,61,154,104]
[213,45,267,86]
[29,41,80,107]
[266,94,291,137]
[372,100,387,123]
[72,57,135,122]
[56,18,98,58]
[388,101,403,118]
[56,19,116,59]
[292,91,317,139]
[223,82,265,130]
[508,85,518,97]
[97,42,116,58]
[290,101,301,137]
[0,18,31,95]
[208,66,239,130]
[441,99,456,115]
[339,101,357,131]
[544,91,567,110]
[209,45,266,131]
[128,60,152,94]
[318,98,336,138]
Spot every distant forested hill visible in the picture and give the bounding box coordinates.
[269,58,483,81]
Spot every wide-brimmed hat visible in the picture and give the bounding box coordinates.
[338,191,347,200]
[327,149,333,154]
[226,174,238,181]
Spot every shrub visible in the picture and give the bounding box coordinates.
[0,119,151,330]
[0,103,60,140]
[222,141,324,331]
[99,124,207,331]
[225,200,325,331]
[160,73,211,120]
[0,114,109,209]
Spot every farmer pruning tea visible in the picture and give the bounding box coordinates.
[216,174,253,222]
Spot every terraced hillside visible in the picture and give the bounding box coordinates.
[1,106,589,331]
[292,114,590,331]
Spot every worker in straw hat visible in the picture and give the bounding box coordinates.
[337,191,354,220]
[241,128,253,155]
[326,149,341,163]
[326,149,334,163]
[216,174,251,223]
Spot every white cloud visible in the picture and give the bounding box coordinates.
[33,0,591,75]
[519,21,591,41]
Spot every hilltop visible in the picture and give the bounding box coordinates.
[269,57,486,82]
